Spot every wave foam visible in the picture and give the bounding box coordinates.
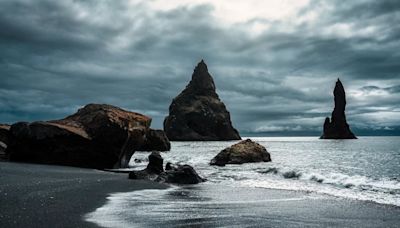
[251,167,400,206]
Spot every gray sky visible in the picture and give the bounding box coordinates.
[1,0,399,135]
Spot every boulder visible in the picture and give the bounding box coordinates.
[157,164,205,184]
[146,151,164,174]
[321,79,357,139]
[164,60,241,141]
[128,151,164,181]
[5,104,166,169]
[129,152,205,184]
[210,139,271,166]
[137,129,170,151]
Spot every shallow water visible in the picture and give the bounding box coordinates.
[86,136,400,227]
[130,136,400,206]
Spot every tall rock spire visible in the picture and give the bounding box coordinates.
[185,59,216,94]
[164,60,241,141]
[321,79,357,139]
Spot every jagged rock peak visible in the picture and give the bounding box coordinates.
[186,59,216,92]
[321,78,357,139]
[333,78,346,113]
[164,60,241,141]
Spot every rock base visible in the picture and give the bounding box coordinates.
[129,152,205,184]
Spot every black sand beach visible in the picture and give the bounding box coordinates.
[0,162,167,228]
[1,161,400,228]
[87,183,400,228]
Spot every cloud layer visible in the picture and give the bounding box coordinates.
[1,0,399,135]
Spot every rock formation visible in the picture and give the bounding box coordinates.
[157,164,205,184]
[129,152,165,181]
[164,60,241,141]
[210,139,271,166]
[129,152,205,184]
[5,104,170,169]
[137,129,170,152]
[321,79,357,139]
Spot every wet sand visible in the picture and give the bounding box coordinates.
[0,162,167,228]
[86,183,400,227]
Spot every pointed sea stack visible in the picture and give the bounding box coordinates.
[164,60,241,141]
[321,79,357,139]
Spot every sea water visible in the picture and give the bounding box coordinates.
[86,137,400,227]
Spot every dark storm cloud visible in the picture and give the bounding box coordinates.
[0,0,399,135]
[361,85,400,94]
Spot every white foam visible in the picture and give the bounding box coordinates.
[126,138,400,208]
[240,173,400,206]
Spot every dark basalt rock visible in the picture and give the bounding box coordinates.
[137,129,170,151]
[157,164,205,184]
[5,104,169,169]
[165,162,176,171]
[164,60,241,141]
[321,79,357,139]
[129,151,164,181]
[210,139,271,166]
[129,152,205,184]
[146,151,164,174]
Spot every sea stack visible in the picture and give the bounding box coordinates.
[321,79,357,139]
[164,60,241,141]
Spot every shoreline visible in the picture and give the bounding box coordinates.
[87,183,400,227]
[1,161,400,227]
[0,161,168,228]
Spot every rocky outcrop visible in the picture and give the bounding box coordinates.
[137,129,170,151]
[129,152,205,184]
[157,164,205,184]
[210,139,271,166]
[5,104,169,169]
[321,79,357,139]
[164,60,241,141]
[128,152,164,180]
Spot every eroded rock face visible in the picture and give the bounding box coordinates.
[128,152,164,181]
[6,104,167,169]
[137,129,170,152]
[157,164,205,184]
[129,152,205,184]
[210,139,271,166]
[164,60,241,141]
[321,79,357,139]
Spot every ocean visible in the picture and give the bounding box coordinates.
[86,137,400,227]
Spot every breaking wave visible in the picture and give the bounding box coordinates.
[247,166,400,206]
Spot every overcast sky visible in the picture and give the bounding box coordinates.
[1,0,399,135]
